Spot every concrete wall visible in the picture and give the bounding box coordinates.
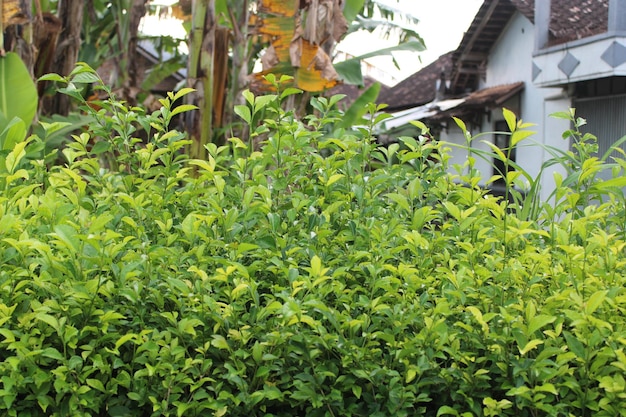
[461,12,570,199]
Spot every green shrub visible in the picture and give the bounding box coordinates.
[1,65,626,416]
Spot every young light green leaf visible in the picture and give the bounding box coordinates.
[233,105,252,124]
[519,339,543,355]
[585,290,607,315]
[527,314,556,336]
[170,104,199,118]
[503,108,517,132]
[211,335,230,350]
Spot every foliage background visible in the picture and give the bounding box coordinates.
[1,67,626,416]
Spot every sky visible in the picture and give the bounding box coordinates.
[337,0,484,85]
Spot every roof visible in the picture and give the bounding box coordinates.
[450,0,610,94]
[377,52,454,111]
[510,0,609,46]
[381,82,525,127]
[431,82,525,120]
[450,0,520,95]
[380,98,466,131]
[464,81,524,106]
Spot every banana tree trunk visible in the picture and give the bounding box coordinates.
[184,0,216,160]
[1,0,32,58]
[45,0,83,116]
[126,0,148,91]
[223,0,250,136]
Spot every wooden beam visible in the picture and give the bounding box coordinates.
[461,0,501,58]
[459,52,488,62]
[457,67,482,74]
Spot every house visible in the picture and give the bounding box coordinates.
[377,51,454,113]
[379,0,626,200]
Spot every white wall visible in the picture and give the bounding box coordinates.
[440,121,495,182]
[437,12,576,200]
[484,12,571,199]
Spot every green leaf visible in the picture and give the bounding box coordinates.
[325,173,344,187]
[550,111,573,120]
[527,315,556,336]
[585,290,607,315]
[437,405,460,416]
[86,378,106,392]
[564,331,586,359]
[171,87,196,102]
[443,201,461,221]
[338,82,381,129]
[593,176,626,190]
[234,105,252,124]
[310,255,322,277]
[503,108,517,132]
[535,383,558,395]
[406,367,417,383]
[511,129,535,146]
[343,0,366,22]
[352,39,426,61]
[334,58,364,86]
[255,93,277,108]
[38,73,66,83]
[0,117,26,151]
[211,335,230,350]
[90,140,110,155]
[170,104,199,118]
[114,334,137,351]
[280,87,303,99]
[70,72,101,84]
[388,192,411,213]
[36,313,59,331]
[483,140,508,163]
[5,140,27,174]
[50,225,80,252]
[519,339,543,355]
[0,52,38,130]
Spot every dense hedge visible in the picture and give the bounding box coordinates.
[1,68,626,416]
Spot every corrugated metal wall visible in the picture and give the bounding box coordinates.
[574,95,626,161]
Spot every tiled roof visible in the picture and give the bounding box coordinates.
[449,0,610,93]
[463,81,524,106]
[509,0,609,46]
[429,82,525,120]
[377,52,454,111]
[450,0,519,94]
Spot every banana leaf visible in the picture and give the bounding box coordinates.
[0,52,37,130]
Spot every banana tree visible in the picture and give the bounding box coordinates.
[1,0,37,114]
[251,0,424,92]
[250,0,347,93]
[184,0,217,160]
[0,0,37,151]
[182,0,251,157]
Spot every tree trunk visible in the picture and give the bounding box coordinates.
[224,0,250,138]
[184,0,216,160]
[125,0,148,92]
[45,0,83,116]
[1,0,32,60]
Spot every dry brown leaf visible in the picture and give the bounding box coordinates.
[2,0,29,26]
[261,44,280,70]
[295,39,338,91]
